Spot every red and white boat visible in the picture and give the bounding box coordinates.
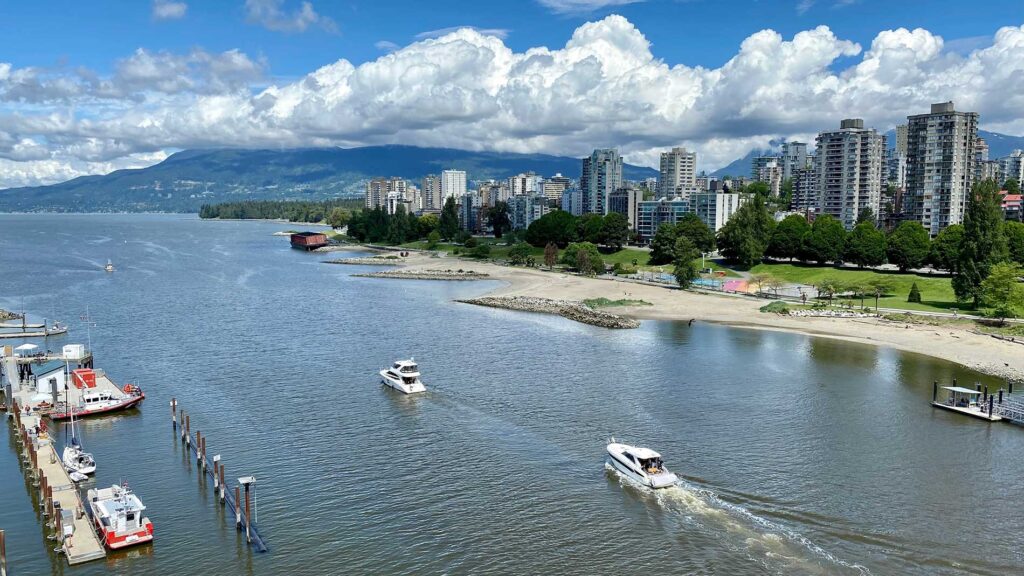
[48,368,144,420]
[87,482,154,550]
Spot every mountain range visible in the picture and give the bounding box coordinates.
[0,146,658,213]
[2,130,1021,213]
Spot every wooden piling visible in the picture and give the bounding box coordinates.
[170,398,177,428]
[200,437,207,470]
[244,484,252,543]
[185,415,191,446]
[219,464,225,502]
[933,381,937,402]
[235,486,242,527]
[195,431,202,464]
[1,529,7,576]
[213,455,220,489]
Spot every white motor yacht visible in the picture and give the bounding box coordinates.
[606,442,679,489]
[380,359,426,394]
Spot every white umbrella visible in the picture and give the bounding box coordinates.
[15,343,38,352]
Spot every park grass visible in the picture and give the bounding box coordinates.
[583,297,653,308]
[746,262,968,313]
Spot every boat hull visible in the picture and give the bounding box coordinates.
[95,521,154,550]
[379,371,425,394]
[606,446,679,489]
[49,394,144,421]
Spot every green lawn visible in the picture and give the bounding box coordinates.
[746,262,968,313]
[583,297,653,308]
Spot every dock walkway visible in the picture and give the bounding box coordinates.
[2,349,106,565]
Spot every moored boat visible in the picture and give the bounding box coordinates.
[49,384,145,420]
[606,442,679,489]
[62,403,96,475]
[379,358,426,394]
[87,483,154,549]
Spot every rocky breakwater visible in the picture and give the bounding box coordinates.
[457,296,640,329]
[354,269,490,280]
[0,308,21,321]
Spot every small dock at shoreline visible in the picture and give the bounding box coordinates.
[932,380,1024,424]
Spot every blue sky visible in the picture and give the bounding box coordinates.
[1,0,1013,80]
[0,0,1022,187]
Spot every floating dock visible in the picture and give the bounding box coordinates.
[3,347,107,565]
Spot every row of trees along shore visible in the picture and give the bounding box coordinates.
[198,199,363,224]
[719,178,1024,314]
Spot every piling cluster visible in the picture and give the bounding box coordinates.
[171,399,267,553]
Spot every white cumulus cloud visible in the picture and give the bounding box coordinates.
[1,16,1024,189]
[244,0,336,33]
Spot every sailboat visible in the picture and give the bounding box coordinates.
[62,368,96,478]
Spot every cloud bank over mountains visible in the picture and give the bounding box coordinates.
[1,15,1023,188]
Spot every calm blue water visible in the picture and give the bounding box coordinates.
[1,213,1022,575]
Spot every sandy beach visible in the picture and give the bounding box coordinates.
[368,251,1024,381]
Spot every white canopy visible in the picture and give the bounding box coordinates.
[942,386,982,395]
[14,343,38,351]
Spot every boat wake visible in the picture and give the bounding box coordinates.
[606,464,871,576]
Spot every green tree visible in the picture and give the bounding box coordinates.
[844,221,887,268]
[560,242,604,274]
[470,244,491,259]
[980,262,1024,322]
[717,194,775,268]
[766,214,810,261]
[1005,178,1021,195]
[464,236,479,248]
[416,213,439,238]
[526,210,578,247]
[649,223,680,265]
[953,179,1010,306]
[816,278,841,306]
[856,206,875,225]
[907,282,922,303]
[577,213,605,244]
[326,207,351,229]
[600,212,630,250]
[508,242,533,266]
[676,213,716,254]
[426,230,441,250]
[672,236,700,288]
[801,214,846,264]
[1005,221,1024,265]
[866,278,896,313]
[779,177,794,209]
[543,242,558,269]
[487,202,512,238]
[927,224,963,272]
[438,196,460,240]
[886,220,930,272]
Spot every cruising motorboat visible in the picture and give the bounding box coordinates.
[606,441,679,489]
[104,259,115,272]
[379,358,426,394]
[87,482,154,549]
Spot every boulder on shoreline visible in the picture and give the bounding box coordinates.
[457,296,640,329]
[355,269,490,280]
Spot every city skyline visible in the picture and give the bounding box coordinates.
[0,2,1022,189]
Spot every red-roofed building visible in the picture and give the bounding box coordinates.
[1002,192,1022,221]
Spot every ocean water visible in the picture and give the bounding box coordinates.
[0,213,1021,575]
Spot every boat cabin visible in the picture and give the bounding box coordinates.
[623,447,665,474]
[82,390,115,406]
[93,486,147,534]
